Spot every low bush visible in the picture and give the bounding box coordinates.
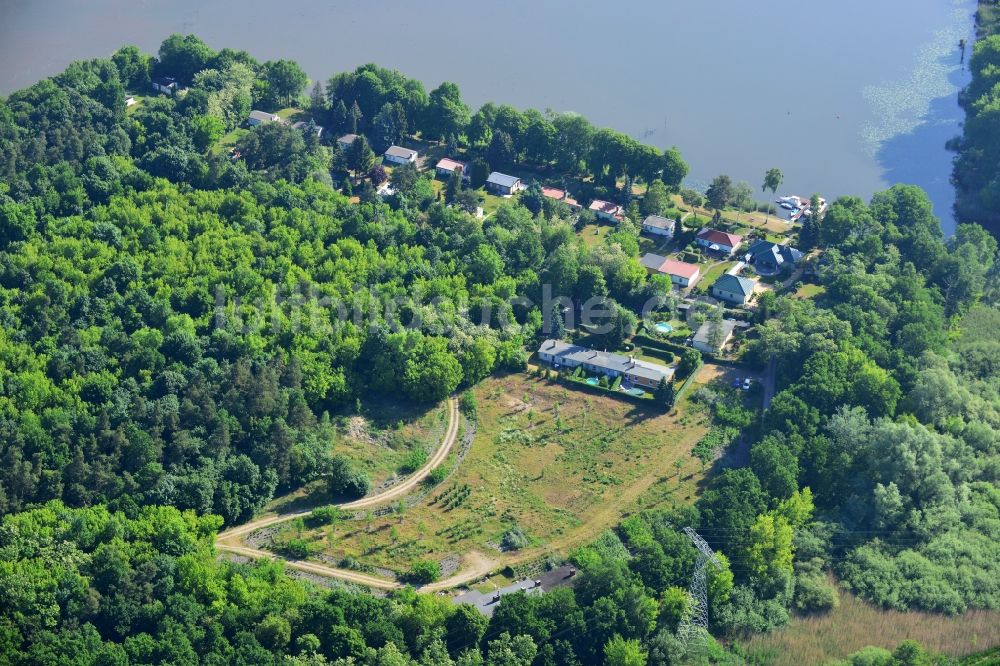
[306,505,344,527]
[399,447,428,474]
[500,526,530,551]
[404,559,441,584]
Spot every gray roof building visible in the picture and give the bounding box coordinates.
[248,110,280,124]
[692,319,739,353]
[487,172,521,189]
[712,274,756,298]
[642,215,676,231]
[384,145,418,160]
[745,240,803,273]
[640,252,668,272]
[536,339,674,387]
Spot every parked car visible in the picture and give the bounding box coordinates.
[742,378,752,390]
[732,377,742,388]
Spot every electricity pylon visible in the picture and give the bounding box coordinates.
[678,527,722,651]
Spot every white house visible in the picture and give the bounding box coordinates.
[696,228,743,256]
[248,110,281,126]
[151,77,178,95]
[589,199,624,222]
[710,274,756,306]
[640,253,700,288]
[124,96,136,107]
[537,339,674,390]
[384,145,418,165]
[692,319,739,354]
[436,158,469,180]
[641,215,676,238]
[486,172,524,196]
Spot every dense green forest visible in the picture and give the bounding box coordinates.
[952,1,1000,236]
[0,34,997,665]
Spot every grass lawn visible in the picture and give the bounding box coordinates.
[578,222,616,249]
[212,128,249,157]
[268,373,711,577]
[671,196,794,236]
[273,107,309,122]
[793,283,825,300]
[125,93,155,114]
[695,261,736,293]
[741,588,1000,666]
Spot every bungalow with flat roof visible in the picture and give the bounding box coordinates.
[639,253,700,288]
[641,215,676,239]
[589,199,624,222]
[711,274,756,306]
[384,145,418,165]
[248,110,281,126]
[745,240,803,275]
[536,339,674,390]
[151,77,178,95]
[486,172,524,196]
[696,228,743,255]
[436,158,469,180]
[692,319,739,354]
[337,133,358,151]
[125,96,136,107]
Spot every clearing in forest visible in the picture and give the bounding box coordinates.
[268,372,714,579]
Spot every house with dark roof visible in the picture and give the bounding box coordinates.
[641,215,676,239]
[589,199,624,222]
[151,77,178,95]
[248,110,281,126]
[696,228,743,255]
[639,253,700,288]
[692,319,739,354]
[292,121,324,138]
[486,172,523,196]
[710,274,756,306]
[745,240,803,275]
[536,339,674,390]
[384,145,418,165]
[337,133,359,151]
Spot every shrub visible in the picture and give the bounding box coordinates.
[328,455,371,498]
[399,447,428,474]
[278,538,313,559]
[404,559,441,584]
[306,505,344,527]
[423,464,449,486]
[500,526,529,551]
[794,572,839,614]
[459,391,478,420]
[599,375,609,388]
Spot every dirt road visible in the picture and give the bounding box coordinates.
[216,397,460,587]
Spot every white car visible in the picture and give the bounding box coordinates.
[742,378,752,391]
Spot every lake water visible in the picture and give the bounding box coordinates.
[0,0,975,233]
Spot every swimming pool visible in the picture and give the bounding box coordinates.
[654,322,673,334]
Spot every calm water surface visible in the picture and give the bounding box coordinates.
[0,0,976,232]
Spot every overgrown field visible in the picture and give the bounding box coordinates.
[268,399,450,512]
[269,372,713,576]
[742,589,1000,665]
